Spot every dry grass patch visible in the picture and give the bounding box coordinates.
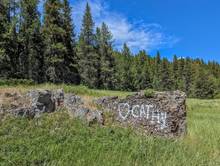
[0,88,31,111]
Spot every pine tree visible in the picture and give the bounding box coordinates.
[208,61,220,78]
[96,22,115,89]
[0,0,220,99]
[0,0,8,75]
[0,0,7,44]
[19,0,44,81]
[172,55,178,90]
[95,27,102,87]
[77,3,99,88]
[0,0,21,78]
[114,51,124,90]
[62,0,79,84]
[193,67,216,99]
[114,44,133,91]
[160,58,173,90]
[183,57,193,96]
[177,57,185,90]
[133,51,151,90]
[153,51,161,90]
[43,0,66,83]
[121,43,133,90]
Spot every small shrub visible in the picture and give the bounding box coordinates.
[214,92,220,99]
[144,89,156,97]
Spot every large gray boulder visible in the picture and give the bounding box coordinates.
[34,90,56,113]
[9,90,56,118]
[96,90,187,138]
[28,90,56,113]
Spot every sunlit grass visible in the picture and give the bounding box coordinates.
[0,86,219,165]
[0,83,132,98]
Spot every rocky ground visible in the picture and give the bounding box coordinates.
[0,89,105,126]
[0,88,186,138]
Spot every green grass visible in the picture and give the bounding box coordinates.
[0,86,220,165]
[0,83,132,98]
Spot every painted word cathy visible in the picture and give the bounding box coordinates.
[118,103,167,129]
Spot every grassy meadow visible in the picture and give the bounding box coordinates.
[0,84,219,165]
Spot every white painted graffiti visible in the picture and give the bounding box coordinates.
[118,103,167,129]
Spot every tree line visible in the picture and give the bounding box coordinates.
[0,0,220,98]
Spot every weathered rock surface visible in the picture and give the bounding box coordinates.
[95,90,187,137]
[65,94,104,125]
[68,106,104,125]
[1,89,187,137]
[0,90,58,119]
[0,89,104,125]
[7,90,56,118]
[54,89,64,106]
[29,90,56,113]
[64,93,83,108]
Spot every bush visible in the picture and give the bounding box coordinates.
[0,78,35,86]
[144,89,156,97]
[214,92,220,99]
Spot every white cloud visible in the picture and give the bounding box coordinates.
[72,0,179,53]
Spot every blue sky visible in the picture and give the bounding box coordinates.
[41,0,220,61]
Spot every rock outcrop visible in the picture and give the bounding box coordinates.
[95,90,187,137]
[0,89,104,125]
[65,93,104,125]
[68,107,104,125]
[1,89,187,137]
[8,90,56,118]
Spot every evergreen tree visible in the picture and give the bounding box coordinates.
[114,43,133,91]
[160,58,173,90]
[133,51,151,90]
[114,51,124,90]
[0,0,21,78]
[0,0,8,75]
[43,0,66,83]
[208,61,220,78]
[62,0,79,84]
[172,55,179,90]
[183,57,193,96]
[193,67,216,99]
[153,51,161,90]
[177,57,185,90]
[77,3,99,88]
[121,43,133,90]
[19,0,44,81]
[0,1,220,99]
[96,22,115,89]
[95,27,102,87]
[0,0,7,45]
